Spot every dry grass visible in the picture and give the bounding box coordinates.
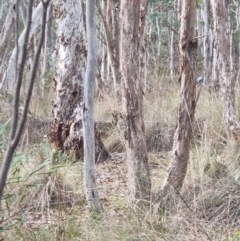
[1,72,240,241]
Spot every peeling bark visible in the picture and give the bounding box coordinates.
[156,0,198,202]
[51,0,108,162]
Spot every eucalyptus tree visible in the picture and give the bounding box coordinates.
[211,0,240,146]
[202,0,212,85]
[0,0,16,81]
[97,0,120,94]
[83,0,102,210]
[0,1,44,91]
[156,0,198,203]
[51,0,108,162]
[120,0,151,202]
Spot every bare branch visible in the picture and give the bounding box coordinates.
[0,0,50,204]
[10,0,34,141]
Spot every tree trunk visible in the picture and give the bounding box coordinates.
[0,2,43,92]
[168,10,175,81]
[202,0,212,85]
[0,0,16,83]
[83,0,102,210]
[157,0,198,201]
[51,0,108,162]
[97,0,120,95]
[41,2,53,97]
[211,0,240,146]
[237,2,240,85]
[212,38,220,91]
[120,0,151,202]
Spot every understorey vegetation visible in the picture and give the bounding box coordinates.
[0,0,240,240]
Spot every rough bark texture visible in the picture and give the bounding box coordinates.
[120,0,151,201]
[211,0,240,146]
[157,0,198,200]
[51,0,108,162]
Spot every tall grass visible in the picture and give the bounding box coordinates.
[1,69,240,241]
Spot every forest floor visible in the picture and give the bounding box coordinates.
[1,78,240,240]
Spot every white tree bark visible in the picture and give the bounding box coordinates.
[51,0,108,163]
[202,0,212,84]
[83,0,102,210]
[41,2,53,97]
[19,0,27,26]
[211,0,240,146]
[0,2,43,91]
[156,17,161,57]
[0,0,16,81]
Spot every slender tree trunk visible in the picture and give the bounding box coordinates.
[212,38,220,91]
[41,2,52,97]
[0,2,44,92]
[202,0,211,85]
[168,10,175,81]
[211,0,240,146]
[97,0,120,95]
[228,7,234,74]
[0,0,16,82]
[237,1,240,85]
[83,0,102,210]
[120,0,151,202]
[156,17,161,57]
[19,0,27,26]
[156,0,198,202]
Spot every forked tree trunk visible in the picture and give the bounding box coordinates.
[51,0,108,162]
[156,0,198,201]
[120,0,151,202]
[211,0,240,146]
